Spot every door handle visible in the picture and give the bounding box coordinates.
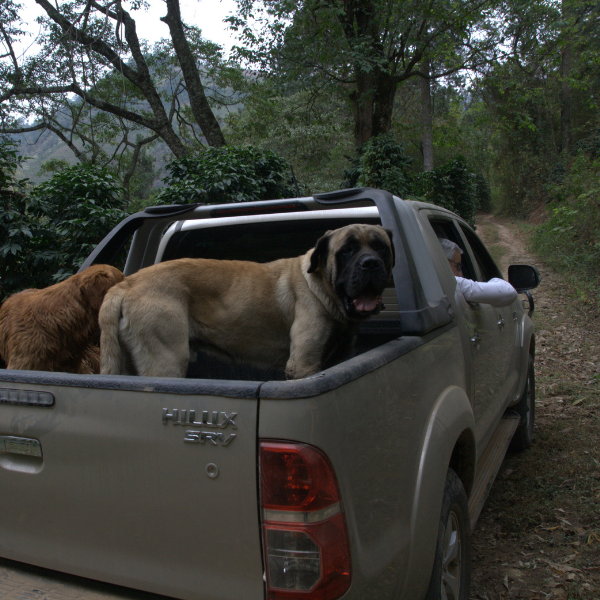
[497,315,505,329]
[0,435,42,457]
[470,331,482,346]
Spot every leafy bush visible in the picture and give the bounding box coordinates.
[412,156,478,224]
[532,152,600,300]
[0,139,37,299]
[342,134,413,198]
[341,138,484,223]
[1,163,127,300]
[0,138,28,193]
[575,124,600,158]
[473,173,492,211]
[157,146,302,205]
[28,164,127,281]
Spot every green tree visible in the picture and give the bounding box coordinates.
[342,134,413,197]
[157,145,302,205]
[28,164,128,280]
[475,0,600,213]
[231,0,500,146]
[226,80,354,193]
[413,156,478,224]
[0,0,240,159]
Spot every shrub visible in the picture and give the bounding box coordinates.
[1,163,127,300]
[28,164,128,281]
[0,138,28,193]
[473,173,493,211]
[341,139,483,223]
[0,139,37,299]
[533,153,600,291]
[412,156,478,224]
[342,134,413,198]
[157,146,302,205]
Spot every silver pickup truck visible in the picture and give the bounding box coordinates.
[0,188,539,600]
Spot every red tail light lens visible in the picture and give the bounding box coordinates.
[260,441,351,600]
[261,442,340,512]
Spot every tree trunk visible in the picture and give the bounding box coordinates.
[340,0,398,146]
[421,59,434,171]
[560,0,572,154]
[351,71,375,146]
[372,72,397,138]
[162,0,226,148]
[560,44,571,154]
[351,69,398,146]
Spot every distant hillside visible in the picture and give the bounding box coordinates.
[10,69,242,188]
[13,127,175,188]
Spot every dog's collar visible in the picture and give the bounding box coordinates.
[301,255,347,322]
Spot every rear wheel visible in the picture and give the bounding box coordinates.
[509,355,535,452]
[425,468,471,600]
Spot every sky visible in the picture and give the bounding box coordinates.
[17,0,240,57]
[131,0,239,51]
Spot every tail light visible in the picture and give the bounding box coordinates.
[260,441,351,600]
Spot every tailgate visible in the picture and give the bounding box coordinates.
[0,374,264,600]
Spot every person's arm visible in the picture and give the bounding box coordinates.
[455,277,518,307]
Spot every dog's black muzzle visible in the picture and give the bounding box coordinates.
[352,255,389,289]
[338,254,391,319]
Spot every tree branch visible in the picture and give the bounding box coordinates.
[161,0,226,147]
[33,0,187,157]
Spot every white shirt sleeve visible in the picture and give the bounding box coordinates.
[455,277,518,307]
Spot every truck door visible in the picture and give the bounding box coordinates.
[0,374,264,600]
[427,214,508,448]
[458,225,519,401]
[458,224,519,443]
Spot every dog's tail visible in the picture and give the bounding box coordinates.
[99,285,126,375]
[0,306,7,369]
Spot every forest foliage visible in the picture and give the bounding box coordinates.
[157,146,302,205]
[0,139,127,299]
[1,0,600,300]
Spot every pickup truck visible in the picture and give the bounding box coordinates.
[0,187,540,600]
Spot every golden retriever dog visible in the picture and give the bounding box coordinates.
[100,224,394,380]
[0,264,124,374]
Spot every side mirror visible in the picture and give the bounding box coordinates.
[508,264,541,292]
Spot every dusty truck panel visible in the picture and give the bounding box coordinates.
[0,188,540,600]
[0,374,264,600]
[258,324,468,599]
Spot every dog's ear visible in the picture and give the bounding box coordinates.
[308,232,331,274]
[80,267,120,312]
[384,228,395,267]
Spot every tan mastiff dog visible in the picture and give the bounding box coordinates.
[99,223,394,379]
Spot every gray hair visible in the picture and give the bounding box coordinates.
[438,238,463,261]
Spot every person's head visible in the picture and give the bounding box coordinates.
[438,238,463,276]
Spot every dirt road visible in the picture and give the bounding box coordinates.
[472,215,600,600]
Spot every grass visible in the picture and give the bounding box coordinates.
[528,207,600,310]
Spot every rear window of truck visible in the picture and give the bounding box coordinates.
[161,217,382,263]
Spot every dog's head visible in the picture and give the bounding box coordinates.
[308,224,395,320]
[77,264,125,313]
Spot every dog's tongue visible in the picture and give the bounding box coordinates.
[353,294,381,312]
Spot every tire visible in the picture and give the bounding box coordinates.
[425,468,471,600]
[509,355,535,452]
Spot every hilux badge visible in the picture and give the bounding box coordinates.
[163,408,237,446]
